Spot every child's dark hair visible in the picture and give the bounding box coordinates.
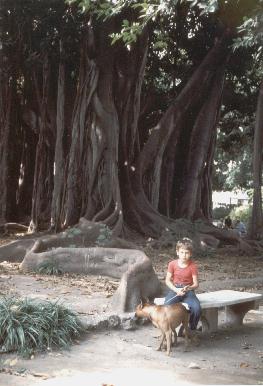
[176,237,193,253]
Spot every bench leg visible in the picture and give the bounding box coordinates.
[225,301,258,327]
[201,308,218,332]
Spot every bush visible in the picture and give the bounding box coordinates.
[212,205,233,220]
[0,297,85,357]
[95,224,112,246]
[38,258,64,275]
[229,205,252,226]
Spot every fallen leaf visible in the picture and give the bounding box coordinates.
[9,358,18,367]
[102,384,115,386]
[240,362,249,368]
[242,343,252,349]
[31,372,50,379]
[188,362,201,369]
[4,358,18,367]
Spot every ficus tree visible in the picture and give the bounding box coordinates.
[232,1,263,238]
[0,0,262,248]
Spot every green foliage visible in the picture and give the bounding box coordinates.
[187,0,218,14]
[212,205,233,220]
[229,205,252,225]
[233,1,263,56]
[65,228,83,238]
[110,20,144,45]
[0,297,85,357]
[95,224,112,246]
[213,109,255,191]
[64,0,221,45]
[38,258,64,275]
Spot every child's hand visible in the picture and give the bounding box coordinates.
[177,288,186,296]
[183,285,190,293]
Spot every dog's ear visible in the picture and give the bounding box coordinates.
[141,296,150,305]
[139,299,144,308]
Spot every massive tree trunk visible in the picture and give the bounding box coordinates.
[65,21,148,237]
[29,55,54,232]
[0,76,21,223]
[0,0,10,223]
[0,4,33,224]
[249,80,263,239]
[0,78,12,223]
[178,64,226,219]
[63,23,124,234]
[64,35,98,227]
[119,34,231,237]
[51,40,66,231]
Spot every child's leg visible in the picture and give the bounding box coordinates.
[182,291,201,330]
[164,290,183,305]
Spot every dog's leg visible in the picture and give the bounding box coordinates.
[190,329,201,346]
[157,331,165,351]
[177,323,185,337]
[183,317,191,351]
[165,330,172,356]
[172,330,178,347]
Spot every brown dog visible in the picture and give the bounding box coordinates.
[135,302,190,355]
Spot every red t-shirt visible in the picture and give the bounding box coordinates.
[167,260,198,286]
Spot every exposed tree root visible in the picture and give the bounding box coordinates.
[20,243,160,312]
[0,222,29,234]
[0,218,137,263]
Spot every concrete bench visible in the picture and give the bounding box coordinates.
[154,290,263,332]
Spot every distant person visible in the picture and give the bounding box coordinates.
[235,218,247,237]
[224,216,232,229]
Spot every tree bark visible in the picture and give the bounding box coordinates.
[249,80,263,239]
[119,34,231,236]
[178,64,226,219]
[64,35,99,227]
[51,40,66,231]
[20,244,160,312]
[0,76,11,223]
[0,76,21,223]
[29,55,54,231]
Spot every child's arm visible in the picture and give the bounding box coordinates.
[165,272,186,296]
[183,274,199,292]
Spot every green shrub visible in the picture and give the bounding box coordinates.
[0,297,85,356]
[229,205,252,225]
[212,205,234,220]
[38,258,64,275]
[95,224,112,246]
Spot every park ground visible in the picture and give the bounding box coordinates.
[0,235,263,386]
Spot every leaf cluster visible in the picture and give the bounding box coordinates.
[38,258,64,275]
[232,0,263,61]
[0,297,85,357]
[95,224,112,245]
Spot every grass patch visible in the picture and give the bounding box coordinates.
[0,296,85,357]
[38,258,64,275]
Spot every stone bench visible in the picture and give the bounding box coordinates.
[154,290,263,332]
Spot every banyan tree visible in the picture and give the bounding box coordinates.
[0,0,262,248]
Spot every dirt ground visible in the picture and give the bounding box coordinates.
[0,235,263,386]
